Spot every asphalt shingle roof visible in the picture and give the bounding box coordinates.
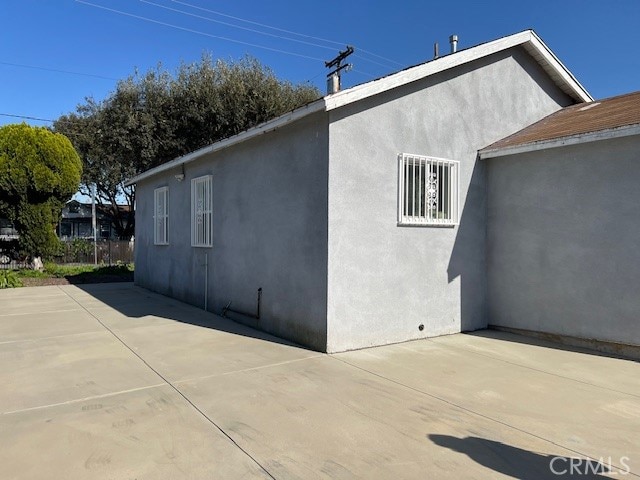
[482,90,640,153]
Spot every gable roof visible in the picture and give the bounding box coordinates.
[480,90,640,159]
[126,29,591,186]
[325,29,591,110]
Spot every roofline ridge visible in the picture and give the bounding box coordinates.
[126,29,592,185]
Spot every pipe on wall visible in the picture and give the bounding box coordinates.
[222,288,262,321]
[204,253,208,312]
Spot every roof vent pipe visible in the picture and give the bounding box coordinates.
[449,34,458,53]
[433,42,439,59]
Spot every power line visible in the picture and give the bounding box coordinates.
[0,61,117,81]
[140,0,337,52]
[304,69,326,85]
[142,1,403,73]
[0,114,95,141]
[0,113,54,123]
[352,54,399,70]
[172,0,348,47]
[171,0,405,68]
[355,48,405,69]
[0,115,96,141]
[76,0,325,62]
[351,69,378,80]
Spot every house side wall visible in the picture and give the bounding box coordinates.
[326,47,574,352]
[486,135,640,347]
[135,112,329,350]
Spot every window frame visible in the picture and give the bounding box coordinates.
[397,153,460,227]
[153,186,169,245]
[191,175,213,247]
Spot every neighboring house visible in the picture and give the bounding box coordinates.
[127,30,600,353]
[57,200,131,240]
[0,218,19,240]
[481,91,640,348]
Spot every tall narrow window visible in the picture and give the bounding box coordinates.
[154,187,169,245]
[398,153,459,226]
[191,175,213,247]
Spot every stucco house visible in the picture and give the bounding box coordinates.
[127,29,635,354]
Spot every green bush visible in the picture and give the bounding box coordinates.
[0,124,82,258]
[69,238,93,260]
[0,270,23,288]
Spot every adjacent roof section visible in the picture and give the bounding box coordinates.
[480,91,640,159]
[126,29,591,186]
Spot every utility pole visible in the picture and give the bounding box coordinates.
[92,183,97,266]
[325,45,354,94]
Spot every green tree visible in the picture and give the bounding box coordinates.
[54,55,320,239]
[0,124,82,258]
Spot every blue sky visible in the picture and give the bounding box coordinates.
[1,0,639,129]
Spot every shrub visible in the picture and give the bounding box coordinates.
[0,124,82,258]
[69,238,93,260]
[0,270,23,288]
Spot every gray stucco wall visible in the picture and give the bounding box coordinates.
[135,112,329,350]
[326,47,574,352]
[486,135,640,347]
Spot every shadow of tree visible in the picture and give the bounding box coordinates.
[429,434,613,479]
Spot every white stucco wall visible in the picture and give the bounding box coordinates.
[133,45,587,353]
[135,112,330,350]
[487,134,640,347]
[325,47,575,352]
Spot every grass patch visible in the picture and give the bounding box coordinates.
[79,264,134,277]
[15,268,49,278]
[44,263,98,278]
[14,263,134,285]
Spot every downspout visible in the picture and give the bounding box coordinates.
[204,253,208,311]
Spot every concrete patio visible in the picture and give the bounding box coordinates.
[0,283,638,479]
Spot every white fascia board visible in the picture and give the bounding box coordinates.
[479,123,640,159]
[324,30,591,110]
[527,31,593,102]
[125,99,326,186]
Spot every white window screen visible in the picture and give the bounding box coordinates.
[191,175,213,247]
[154,187,169,245]
[398,153,459,226]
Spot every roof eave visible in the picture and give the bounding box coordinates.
[479,123,640,159]
[526,30,593,102]
[125,98,326,186]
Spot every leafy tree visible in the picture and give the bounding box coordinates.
[0,124,82,258]
[54,55,320,239]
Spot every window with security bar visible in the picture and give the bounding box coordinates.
[398,153,459,226]
[191,175,213,247]
[154,186,169,245]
